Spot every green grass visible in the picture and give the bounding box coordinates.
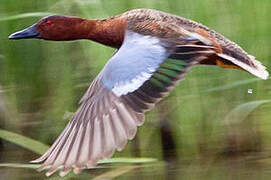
[0,0,271,179]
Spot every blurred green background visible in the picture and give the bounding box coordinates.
[0,0,271,179]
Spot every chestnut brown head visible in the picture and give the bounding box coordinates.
[9,15,90,41]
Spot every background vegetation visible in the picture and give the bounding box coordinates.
[0,0,271,179]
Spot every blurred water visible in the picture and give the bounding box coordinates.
[3,149,271,179]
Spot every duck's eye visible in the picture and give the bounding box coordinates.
[45,20,53,26]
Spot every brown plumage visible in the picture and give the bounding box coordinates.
[9,8,268,176]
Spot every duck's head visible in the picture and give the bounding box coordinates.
[9,15,89,41]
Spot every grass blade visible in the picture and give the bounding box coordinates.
[98,157,157,164]
[202,78,265,93]
[0,157,156,169]
[0,129,49,155]
[224,100,271,124]
[0,163,40,169]
[92,165,138,180]
[0,12,53,22]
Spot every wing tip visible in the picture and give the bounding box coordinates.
[257,69,269,80]
[59,168,71,177]
[217,53,269,80]
[30,158,42,163]
[247,55,269,80]
[244,59,269,80]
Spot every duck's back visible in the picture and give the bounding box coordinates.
[119,9,228,41]
[118,9,266,77]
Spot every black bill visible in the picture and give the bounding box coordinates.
[9,23,41,40]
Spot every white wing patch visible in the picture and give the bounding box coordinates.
[101,31,169,96]
[112,68,155,96]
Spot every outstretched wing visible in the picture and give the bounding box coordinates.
[32,30,216,176]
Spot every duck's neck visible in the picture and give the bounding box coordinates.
[82,18,127,48]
